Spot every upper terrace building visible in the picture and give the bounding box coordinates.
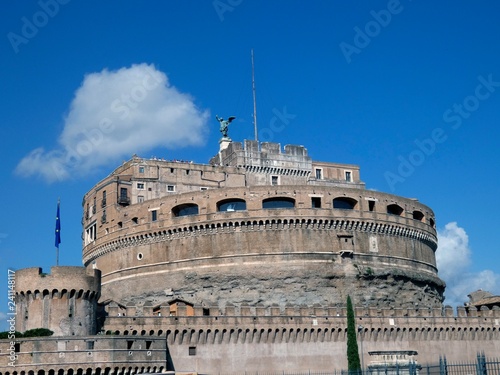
[81,139,443,310]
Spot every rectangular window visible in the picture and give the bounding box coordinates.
[271,176,278,186]
[311,197,321,208]
[368,200,375,212]
[119,188,129,205]
[345,171,352,182]
[200,187,208,191]
[167,185,175,192]
[85,223,97,245]
[315,168,322,179]
[151,210,157,222]
[139,166,145,173]
[189,346,197,356]
[87,341,94,350]
[137,183,145,190]
[137,195,144,203]
[120,188,128,199]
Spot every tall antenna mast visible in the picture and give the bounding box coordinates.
[251,49,258,142]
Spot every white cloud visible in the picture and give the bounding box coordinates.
[15,63,210,182]
[436,222,500,306]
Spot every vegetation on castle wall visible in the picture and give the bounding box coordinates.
[22,328,54,337]
[346,295,361,373]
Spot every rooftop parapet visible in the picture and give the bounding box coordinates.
[212,140,311,170]
[112,303,500,319]
[15,266,101,296]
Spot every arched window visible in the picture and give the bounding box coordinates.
[387,204,404,216]
[262,197,295,209]
[412,210,424,221]
[217,198,246,212]
[332,197,357,210]
[429,218,435,228]
[172,203,199,217]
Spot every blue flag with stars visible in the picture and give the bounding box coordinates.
[55,200,61,248]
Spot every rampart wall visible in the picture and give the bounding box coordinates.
[100,305,500,372]
[0,337,168,375]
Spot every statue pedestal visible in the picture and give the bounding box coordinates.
[219,137,231,152]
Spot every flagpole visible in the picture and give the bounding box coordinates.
[251,49,258,142]
[55,198,61,266]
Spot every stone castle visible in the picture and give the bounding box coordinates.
[2,139,499,374]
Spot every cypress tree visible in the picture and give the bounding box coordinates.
[346,295,361,373]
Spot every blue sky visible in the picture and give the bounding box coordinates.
[1,1,500,328]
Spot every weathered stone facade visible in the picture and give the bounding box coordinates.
[2,140,498,375]
[82,140,442,310]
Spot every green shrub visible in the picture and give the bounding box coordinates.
[22,328,54,338]
[346,295,361,373]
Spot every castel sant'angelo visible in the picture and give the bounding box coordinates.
[2,121,499,374]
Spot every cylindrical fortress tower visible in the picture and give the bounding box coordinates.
[82,140,444,309]
[15,266,101,336]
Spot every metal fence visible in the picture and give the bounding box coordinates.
[215,354,500,375]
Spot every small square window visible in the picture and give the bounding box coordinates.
[137,183,145,190]
[139,166,145,173]
[137,195,144,203]
[311,197,321,208]
[271,176,278,186]
[189,346,196,356]
[167,185,175,192]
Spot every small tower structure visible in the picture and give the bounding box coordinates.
[15,266,101,336]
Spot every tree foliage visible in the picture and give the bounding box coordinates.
[346,295,361,373]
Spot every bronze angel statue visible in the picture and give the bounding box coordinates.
[216,115,236,138]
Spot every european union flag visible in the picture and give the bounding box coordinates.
[55,200,61,248]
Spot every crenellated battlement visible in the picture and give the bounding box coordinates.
[15,266,101,298]
[104,302,500,320]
